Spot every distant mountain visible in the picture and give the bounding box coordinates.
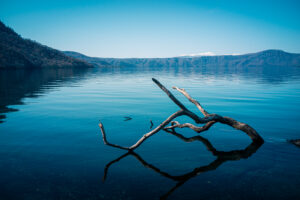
[63,51,111,67]
[0,21,92,68]
[64,49,300,68]
[2,20,298,69]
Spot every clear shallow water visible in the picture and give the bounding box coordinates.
[0,66,300,199]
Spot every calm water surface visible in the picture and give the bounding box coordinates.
[0,66,300,199]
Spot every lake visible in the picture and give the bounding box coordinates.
[0,65,300,200]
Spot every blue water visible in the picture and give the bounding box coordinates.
[0,66,300,199]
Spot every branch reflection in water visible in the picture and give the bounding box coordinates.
[103,129,263,200]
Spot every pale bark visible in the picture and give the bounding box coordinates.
[99,110,185,150]
[99,78,263,151]
[164,120,216,133]
[172,86,209,116]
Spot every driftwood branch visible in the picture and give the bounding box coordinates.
[99,78,263,151]
[172,86,209,116]
[99,110,185,150]
[164,120,216,133]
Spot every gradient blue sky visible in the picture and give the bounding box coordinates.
[0,0,299,58]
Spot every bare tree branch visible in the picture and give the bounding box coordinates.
[99,110,185,150]
[172,86,209,116]
[99,123,130,150]
[152,78,187,110]
[164,120,216,133]
[99,78,263,151]
[170,85,263,142]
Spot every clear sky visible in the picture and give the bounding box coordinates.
[0,0,299,58]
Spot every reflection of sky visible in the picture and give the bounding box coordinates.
[0,0,299,57]
[1,68,300,140]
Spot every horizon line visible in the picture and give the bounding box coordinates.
[63,49,297,59]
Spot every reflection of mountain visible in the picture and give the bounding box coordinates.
[66,50,300,83]
[0,21,92,68]
[91,63,300,84]
[1,61,299,124]
[65,49,300,68]
[0,68,90,123]
[103,129,263,200]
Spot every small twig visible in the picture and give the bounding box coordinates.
[124,116,132,121]
[150,120,154,129]
[99,123,130,150]
[172,86,209,117]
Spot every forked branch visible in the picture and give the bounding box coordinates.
[99,110,185,150]
[99,78,263,151]
[172,86,209,116]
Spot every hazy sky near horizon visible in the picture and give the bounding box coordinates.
[1,0,299,58]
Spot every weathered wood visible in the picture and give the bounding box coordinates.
[99,110,185,150]
[99,78,264,151]
[152,78,187,110]
[99,123,130,150]
[167,84,263,142]
[164,120,216,133]
[172,86,209,116]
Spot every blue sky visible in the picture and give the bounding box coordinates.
[0,0,299,57]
